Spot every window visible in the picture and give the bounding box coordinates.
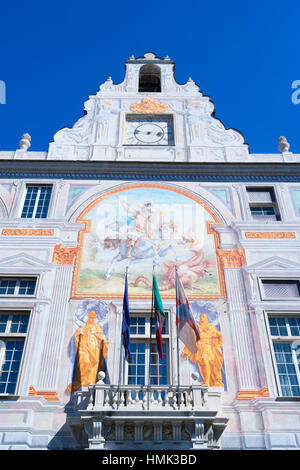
[138,64,161,92]
[0,278,37,296]
[127,313,169,386]
[246,187,281,221]
[261,280,300,300]
[268,315,300,397]
[0,311,30,394]
[21,185,52,218]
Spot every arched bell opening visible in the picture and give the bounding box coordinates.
[138,64,161,93]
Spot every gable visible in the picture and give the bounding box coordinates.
[0,253,53,270]
[245,256,300,274]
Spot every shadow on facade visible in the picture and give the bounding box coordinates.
[47,363,111,450]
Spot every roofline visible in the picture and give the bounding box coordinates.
[0,160,300,182]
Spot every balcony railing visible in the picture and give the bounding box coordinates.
[69,372,228,449]
[84,383,208,412]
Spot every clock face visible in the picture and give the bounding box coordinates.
[134,123,165,144]
[125,115,174,146]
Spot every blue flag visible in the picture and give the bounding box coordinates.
[122,271,131,361]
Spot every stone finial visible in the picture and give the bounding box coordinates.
[96,371,106,384]
[144,52,156,60]
[278,136,290,153]
[19,133,31,150]
[191,372,200,381]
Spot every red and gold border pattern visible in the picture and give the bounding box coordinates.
[236,387,269,400]
[28,386,59,402]
[217,246,246,268]
[1,229,54,236]
[52,244,78,265]
[245,232,296,239]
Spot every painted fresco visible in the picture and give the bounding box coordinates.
[73,185,223,299]
[183,301,226,388]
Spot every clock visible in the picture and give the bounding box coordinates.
[125,114,174,146]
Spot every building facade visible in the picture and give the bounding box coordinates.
[1,53,300,450]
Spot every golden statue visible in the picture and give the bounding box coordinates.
[67,310,109,393]
[182,313,224,386]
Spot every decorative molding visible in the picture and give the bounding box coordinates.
[1,228,54,236]
[1,161,300,182]
[28,385,59,402]
[217,246,246,268]
[245,232,296,239]
[236,387,269,401]
[129,98,168,114]
[245,255,300,273]
[52,244,78,265]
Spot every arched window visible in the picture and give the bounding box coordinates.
[138,64,161,92]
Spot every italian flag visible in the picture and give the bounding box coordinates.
[153,274,165,360]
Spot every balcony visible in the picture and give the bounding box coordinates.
[67,372,228,450]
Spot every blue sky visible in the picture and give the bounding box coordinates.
[0,0,299,153]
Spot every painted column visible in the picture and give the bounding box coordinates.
[19,302,50,396]
[218,247,265,399]
[37,247,75,391]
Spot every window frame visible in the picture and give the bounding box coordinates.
[265,311,300,397]
[246,186,281,222]
[259,278,300,301]
[125,310,171,386]
[0,276,38,298]
[19,184,53,219]
[0,309,32,396]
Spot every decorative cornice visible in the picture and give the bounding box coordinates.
[245,232,296,239]
[217,246,246,268]
[1,228,54,236]
[1,161,300,181]
[52,244,78,265]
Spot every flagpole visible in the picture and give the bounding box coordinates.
[118,266,128,408]
[117,326,124,409]
[147,262,155,411]
[175,265,180,409]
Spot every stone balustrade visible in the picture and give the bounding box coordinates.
[85,383,208,412]
[68,373,228,450]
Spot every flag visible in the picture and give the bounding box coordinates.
[122,271,131,361]
[153,274,165,360]
[176,271,200,354]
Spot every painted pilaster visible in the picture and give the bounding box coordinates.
[18,303,50,395]
[37,264,73,390]
[224,266,260,392]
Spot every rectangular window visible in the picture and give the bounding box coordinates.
[127,313,169,386]
[268,315,300,397]
[21,185,52,219]
[0,278,37,296]
[261,280,300,300]
[246,187,281,221]
[0,311,30,394]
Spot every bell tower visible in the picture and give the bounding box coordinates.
[48,52,248,163]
